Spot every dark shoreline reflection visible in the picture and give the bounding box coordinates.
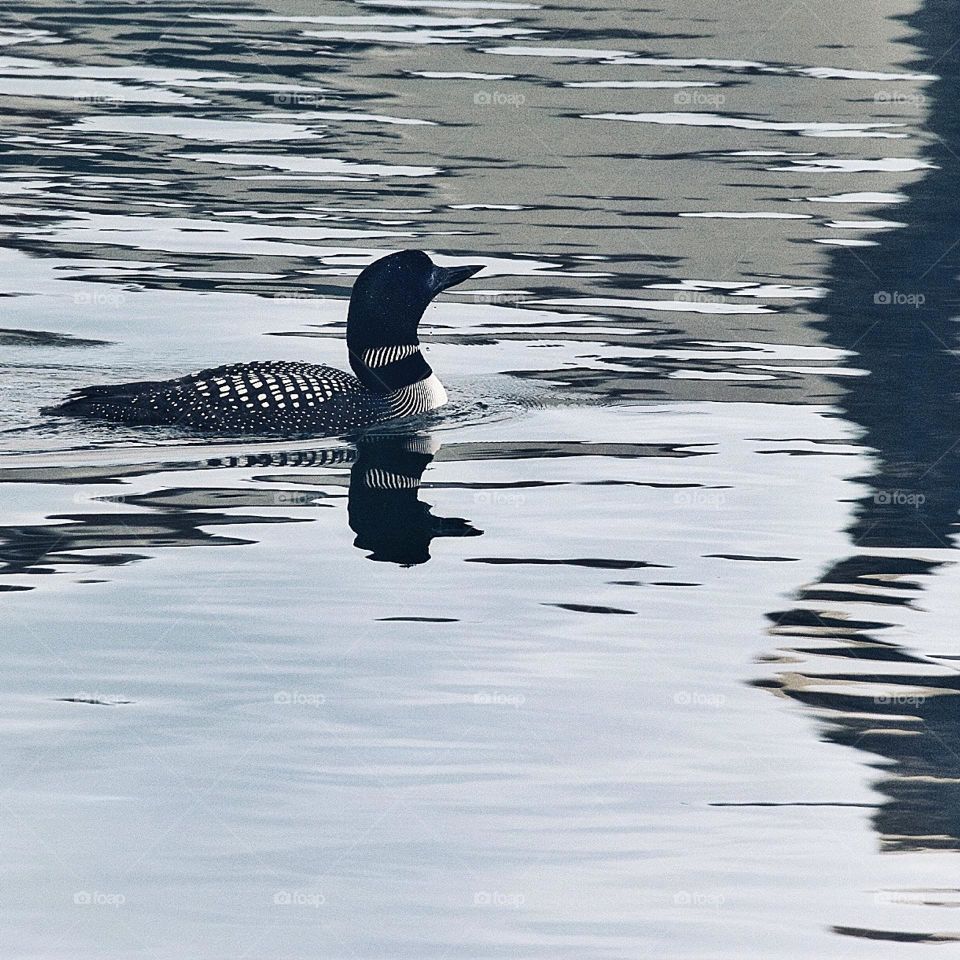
[762,0,960,875]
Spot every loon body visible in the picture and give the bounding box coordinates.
[47,250,482,435]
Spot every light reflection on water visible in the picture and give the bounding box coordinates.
[1,0,958,955]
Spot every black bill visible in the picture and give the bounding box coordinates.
[428,263,485,294]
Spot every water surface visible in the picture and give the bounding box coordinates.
[1,0,959,956]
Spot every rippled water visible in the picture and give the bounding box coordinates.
[2,0,959,955]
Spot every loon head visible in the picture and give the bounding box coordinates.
[347,250,483,393]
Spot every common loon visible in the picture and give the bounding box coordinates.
[47,250,483,435]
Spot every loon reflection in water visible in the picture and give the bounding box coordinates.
[349,435,481,565]
[0,435,482,579]
[45,251,484,436]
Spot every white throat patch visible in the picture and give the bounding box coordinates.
[387,374,448,419]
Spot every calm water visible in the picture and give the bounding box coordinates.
[1,0,959,955]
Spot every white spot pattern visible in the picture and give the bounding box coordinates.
[361,344,420,368]
[61,359,448,436]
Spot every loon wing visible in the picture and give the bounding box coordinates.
[44,377,175,422]
[47,361,376,432]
